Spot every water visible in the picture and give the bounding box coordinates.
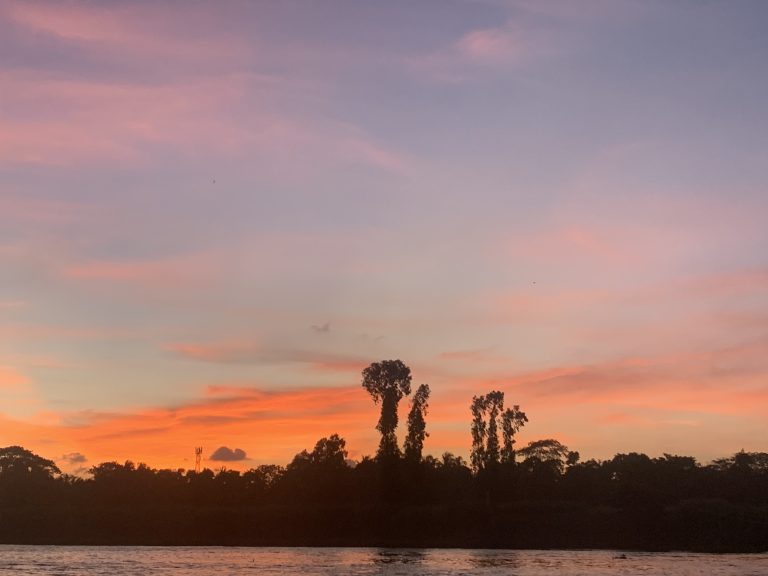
[0,546,766,576]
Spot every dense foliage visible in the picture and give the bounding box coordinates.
[1,443,767,550]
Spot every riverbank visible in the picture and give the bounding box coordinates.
[2,500,766,552]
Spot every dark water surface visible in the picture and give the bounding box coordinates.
[0,546,766,575]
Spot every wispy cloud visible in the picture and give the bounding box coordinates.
[1,0,407,173]
[409,23,527,83]
[166,340,367,374]
[4,0,249,72]
[62,252,218,292]
[0,70,405,174]
[447,338,768,417]
[0,193,92,226]
[456,26,522,65]
[438,348,503,363]
[0,365,28,389]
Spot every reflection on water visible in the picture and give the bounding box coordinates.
[467,549,521,569]
[0,546,766,576]
[373,549,426,565]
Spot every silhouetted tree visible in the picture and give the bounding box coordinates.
[484,391,503,466]
[471,391,523,471]
[284,434,350,502]
[519,439,570,474]
[470,395,488,472]
[361,360,412,459]
[404,383,430,462]
[0,445,60,478]
[0,446,61,506]
[309,433,348,468]
[711,450,768,473]
[244,464,284,500]
[501,405,528,463]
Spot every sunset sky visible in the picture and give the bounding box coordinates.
[1,0,767,474]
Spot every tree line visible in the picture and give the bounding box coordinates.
[1,359,766,551]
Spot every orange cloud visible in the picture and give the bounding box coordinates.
[0,365,28,389]
[435,338,768,422]
[0,384,382,472]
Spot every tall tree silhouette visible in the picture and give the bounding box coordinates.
[470,395,488,472]
[361,360,412,459]
[404,383,431,462]
[471,392,525,471]
[501,405,528,463]
[484,391,504,466]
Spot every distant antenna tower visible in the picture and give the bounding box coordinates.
[194,446,203,473]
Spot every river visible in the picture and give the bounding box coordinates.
[0,546,766,575]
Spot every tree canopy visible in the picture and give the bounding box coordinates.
[361,359,412,459]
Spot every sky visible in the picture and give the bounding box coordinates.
[1,0,767,474]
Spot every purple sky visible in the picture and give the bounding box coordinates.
[1,0,767,471]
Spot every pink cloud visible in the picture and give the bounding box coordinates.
[498,224,647,271]
[6,1,247,63]
[456,27,521,64]
[408,23,528,83]
[8,1,147,43]
[1,1,407,173]
[652,268,768,302]
[0,70,406,175]
[61,252,218,293]
[0,193,92,226]
[478,265,767,353]
[0,72,258,165]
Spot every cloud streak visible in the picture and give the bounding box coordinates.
[166,341,367,373]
